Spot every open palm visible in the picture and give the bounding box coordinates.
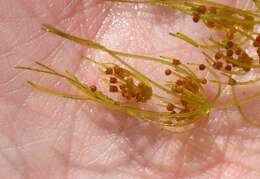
[1,0,260,178]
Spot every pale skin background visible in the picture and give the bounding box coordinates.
[1,0,260,178]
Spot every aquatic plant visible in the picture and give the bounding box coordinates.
[16,0,260,134]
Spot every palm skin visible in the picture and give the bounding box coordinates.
[0,0,260,178]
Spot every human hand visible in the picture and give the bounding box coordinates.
[1,0,260,178]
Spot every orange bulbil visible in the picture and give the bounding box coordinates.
[199,64,206,71]
[213,61,223,70]
[109,85,118,93]
[225,65,232,71]
[215,51,223,60]
[228,78,237,85]
[226,41,234,49]
[200,78,208,85]
[110,77,118,84]
[105,67,113,75]
[172,59,181,65]
[226,49,234,57]
[226,31,235,40]
[165,69,172,76]
[166,103,175,111]
[90,85,97,92]
[235,48,242,55]
[192,13,201,23]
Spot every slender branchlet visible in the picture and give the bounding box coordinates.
[16,0,260,133]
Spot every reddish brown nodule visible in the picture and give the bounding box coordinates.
[225,65,232,71]
[109,85,118,93]
[253,41,260,47]
[256,34,260,43]
[114,65,122,75]
[235,48,242,55]
[176,80,184,86]
[126,77,134,85]
[213,61,223,70]
[232,63,238,68]
[226,31,235,40]
[228,78,237,85]
[171,110,177,114]
[215,51,223,60]
[172,59,181,65]
[200,78,208,85]
[165,69,172,76]
[105,67,113,75]
[164,120,173,125]
[110,77,117,84]
[90,85,97,92]
[138,82,145,88]
[114,65,129,78]
[172,85,183,93]
[243,67,251,72]
[122,92,132,100]
[257,48,260,59]
[226,49,234,57]
[119,80,151,102]
[192,13,201,23]
[119,85,126,91]
[166,103,175,111]
[239,52,248,59]
[199,64,206,71]
[226,41,234,49]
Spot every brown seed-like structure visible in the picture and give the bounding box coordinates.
[199,64,206,71]
[114,65,130,78]
[225,65,232,71]
[235,48,242,55]
[110,77,118,84]
[172,84,183,93]
[112,69,153,102]
[109,85,118,93]
[172,59,181,65]
[228,78,237,86]
[176,79,184,86]
[105,67,113,75]
[226,41,234,49]
[243,67,251,72]
[200,78,208,85]
[226,49,234,57]
[257,48,260,59]
[192,13,201,23]
[226,31,235,40]
[171,110,177,114]
[166,103,175,111]
[165,69,172,76]
[256,34,260,43]
[183,79,199,93]
[213,61,223,70]
[135,82,152,102]
[253,41,260,47]
[215,51,223,60]
[90,85,97,92]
